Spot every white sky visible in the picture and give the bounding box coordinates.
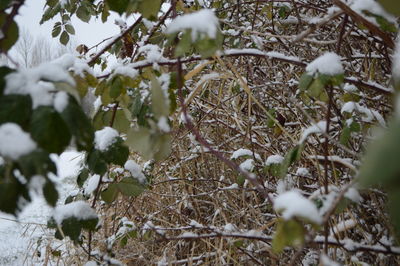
[15,0,122,48]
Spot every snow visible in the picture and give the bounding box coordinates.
[306,52,343,76]
[0,151,82,265]
[137,44,163,63]
[274,190,322,224]
[54,91,69,113]
[239,159,254,172]
[299,121,327,143]
[265,154,284,166]
[4,55,76,109]
[296,167,310,177]
[393,38,400,84]
[230,148,262,161]
[124,160,146,183]
[157,116,170,132]
[165,9,219,41]
[84,175,100,195]
[341,102,386,127]
[351,0,397,26]
[0,123,37,160]
[53,201,97,225]
[113,65,139,79]
[179,232,198,238]
[94,127,119,151]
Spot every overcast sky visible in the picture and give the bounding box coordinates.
[15,0,122,48]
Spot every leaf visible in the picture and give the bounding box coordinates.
[76,5,91,23]
[87,149,107,176]
[65,24,75,35]
[17,150,57,178]
[60,31,70,45]
[272,219,305,253]
[53,216,98,242]
[110,76,124,99]
[153,134,171,161]
[113,109,131,133]
[77,168,90,188]
[138,0,162,20]
[0,0,12,10]
[60,96,94,151]
[151,78,169,119]
[117,177,145,197]
[298,74,313,91]
[106,0,129,15]
[388,190,400,241]
[0,12,19,52]
[101,184,119,204]
[0,94,32,129]
[43,180,59,207]
[126,127,152,159]
[0,172,31,215]
[0,66,13,95]
[278,144,303,178]
[379,0,400,16]
[30,106,71,154]
[359,119,400,188]
[52,22,62,37]
[101,137,129,166]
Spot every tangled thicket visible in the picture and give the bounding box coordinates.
[90,1,398,265]
[2,0,400,265]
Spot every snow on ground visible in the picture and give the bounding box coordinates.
[0,151,83,265]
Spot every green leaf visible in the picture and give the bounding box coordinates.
[60,96,94,151]
[0,172,31,215]
[101,137,129,166]
[101,183,119,204]
[359,119,400,188]
[379,0,400,16]
[126,127,152,159]
[153,133,171,161]
[106,0,129,15]
[138,0,162,20]
[30,106,71,154]
[0,12,19,52]
[60,31,70,45]
[65,24,75,35]
[43,180,59,207]
[174,30,192,57]
[0,0,12,10]
[76,5,91,23]
[17,150,57,178]
[110,76,124,99]
[87,150,107,176]
[117,177,145,197]
[77,168,90,188]
[151,78,169,119]
[52,22,62,37]
[272,219,305,253]
[388,190,400,241]
[0,66,13,96]
[53,216,98,242]
[113,109,131,133]
[0,94,32,129]
[299,74,313,91]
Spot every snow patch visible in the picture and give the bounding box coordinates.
[53,201,97,225]
[274,190,322,224]
[165,9,219,41]
[94,127,119,151]
[230,148,262,161]
[299,121,327,143]
[124,160,146,183]
[306,52,343,76]
[0,123,37,160]
[266,154,284,166]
